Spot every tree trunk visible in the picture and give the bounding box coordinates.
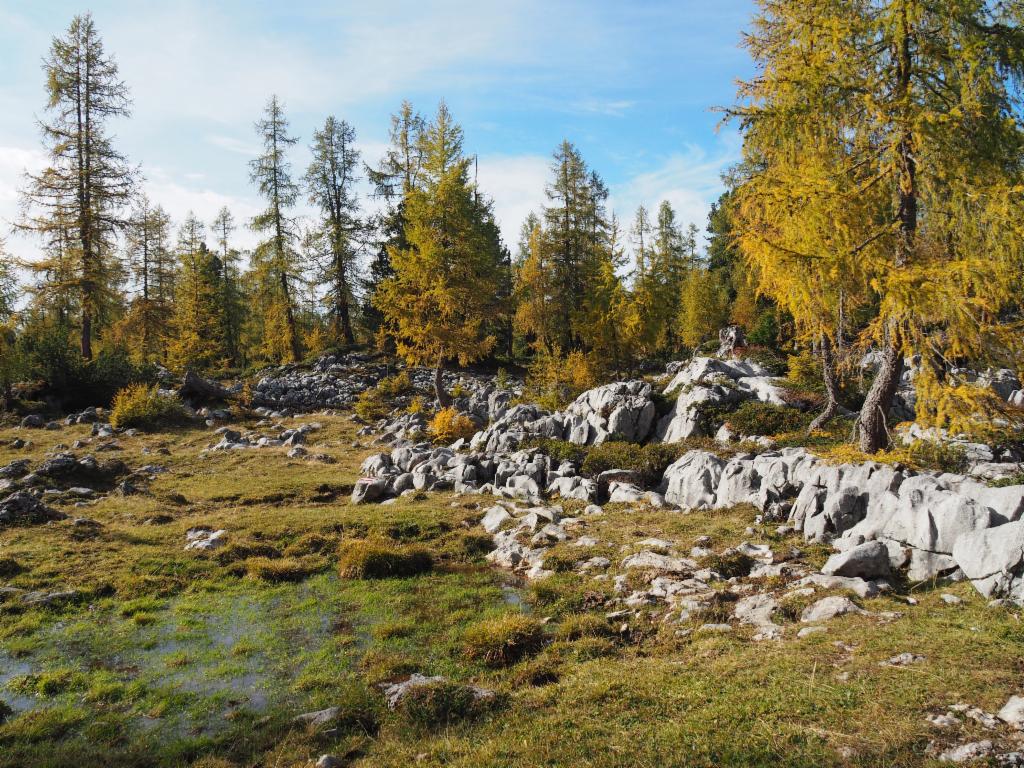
[434,357,451,408]
[339,294,355,346]
[808,334,839,434]
[81,311,92,360]
[857,330,904,453]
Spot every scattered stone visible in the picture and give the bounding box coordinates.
[822,540,892,580]
[881,652,925,667]
[0,491,66,526]
[999,695,1024,730]
[184,528,226,551]
[800,596,867,623]
[939,740,992,763]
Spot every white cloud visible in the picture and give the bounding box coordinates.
[476,154,550,250]
[568,98,637,117]
[609,134,741,244]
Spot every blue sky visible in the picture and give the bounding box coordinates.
[0,0,754,258]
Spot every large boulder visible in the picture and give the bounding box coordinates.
[952,520,1024,603]
[562,381,656,445]
[822,540,892,580]
[661,451,725,509]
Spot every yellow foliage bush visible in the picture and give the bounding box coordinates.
[524,347,598,410]
[110,384,188,431]
[428,407,477,444]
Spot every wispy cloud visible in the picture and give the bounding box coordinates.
[568,98,637,117]
[205,135,261,157]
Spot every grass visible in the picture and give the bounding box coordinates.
[462,614,546,667]
[0,409,1022,766]
[338,540,434,579]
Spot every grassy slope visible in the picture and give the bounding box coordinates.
[0,413,1021,767]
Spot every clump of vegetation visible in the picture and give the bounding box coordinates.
[725,400,809,437]
[522,347,598,410]
[522,438,589,466]
[245,556,322,582]
[819,438,969,475]
[109,383,189,430]
[691,590,739,624]
[397,679,501,730]
[214,540,282,565]
[337,539,433,579]
[0,557,23,578]
[555,613,615,642]
[463,613,546,667]
[698,550,755,578]
[541,549,581,573]
[10,668,88,697]
[283,531,338,556]
[354,371,413,421]
[428,407,477,444]
[581,441,691,486]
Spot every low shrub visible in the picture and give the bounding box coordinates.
[522,438,589,467]
[691,590,740,624]
[354,372,413,421]
[725,400,809,437]
[581,441,691,486]
[337,539,433,579]
[397,680,500,729]
[428,407,477,444]
[463,613,546,667]
[109,384,189,430]
[511,657,560,687]
[745,345,788,375]
[785,350,822,391]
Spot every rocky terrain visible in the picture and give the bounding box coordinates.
[3,351,1024,767]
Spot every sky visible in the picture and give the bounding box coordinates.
[0,0,754,264]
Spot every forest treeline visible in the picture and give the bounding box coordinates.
[3,3,1024,453]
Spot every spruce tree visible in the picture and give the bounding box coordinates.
[249,95,302,362]
[211,206,245,366]
[18,13,135,358]
[168,214,224,370]
[304,116,362,345]
[364,101,425,337]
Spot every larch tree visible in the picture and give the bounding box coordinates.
[249,95,303,363]
[0,239,20,408]
[211,206,245,366]
[304,116,362,345]
[513,220,560,354]
[732,0,1024,451]
[18,12,135,358]
[375,102,504,406]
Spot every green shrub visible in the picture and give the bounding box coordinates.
[725,400,809,436]
[555,613,615,642]
[18,324,155,409]
[745,345,788,375]
[397,680,500,729]
[581,441,690,486]
[522,438,589,467]
[109,384,189,430]
[337,539,433,579]
[463,613,546,667]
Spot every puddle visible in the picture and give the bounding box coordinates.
[0,651,36,712]
[502,584,530,613]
